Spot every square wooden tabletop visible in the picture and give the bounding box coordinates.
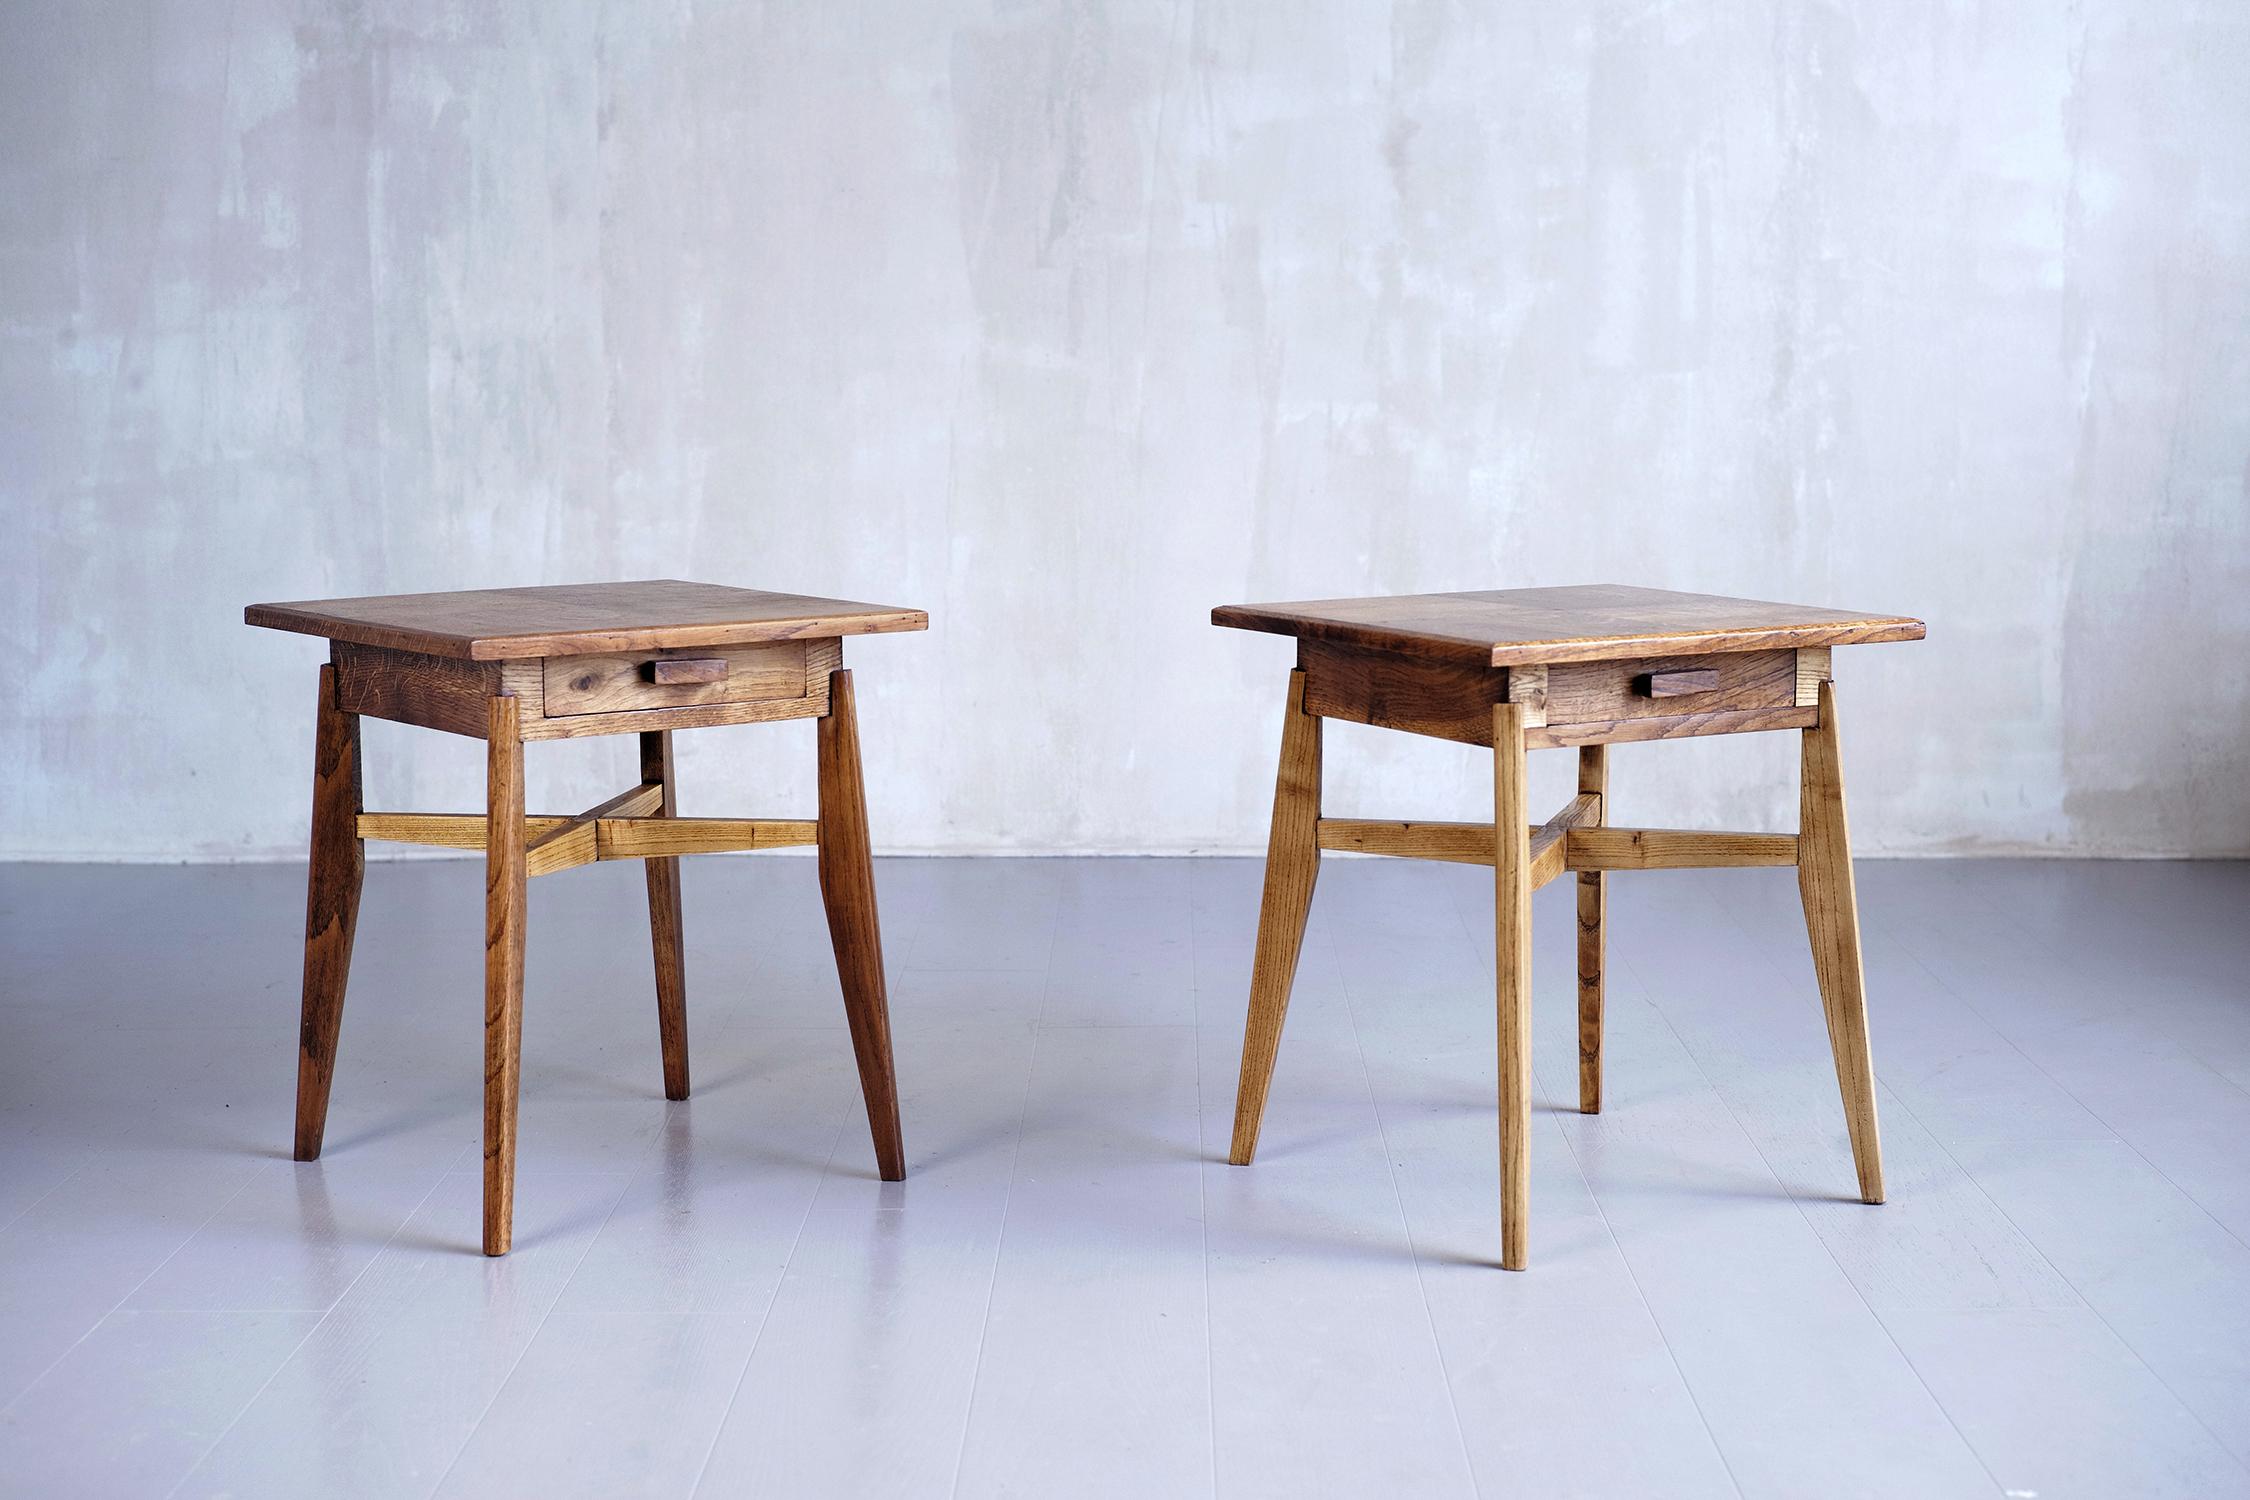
[246,580,928,660]
[1212,584,1923,666]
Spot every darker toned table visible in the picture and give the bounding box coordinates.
[1212,584,1925,1269]
[247,580,926,1254]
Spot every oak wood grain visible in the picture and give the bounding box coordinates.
[248,579,926,661]
[1298,638,1513,746]
[254,583,923,1260]
[293,663,364,1162]
[1529,792,1601,892]
[518,689,832,741]
[1301,638,1813,750]
[816,669,906,1182]
[482,693,529,1257]
[1229,669,1323,1166]
[1216,583,1924,667]
[1507,664,1549,727]
[542,641,807,717]
[332,634,838,741]
[518,639,839,741]
[1564,828,1799,871]
[353,812,817,858]
[1313,795,1591,885]
[1211,582,1912,1273]
[1576,745,1607,1116]
[1316,818,1495,865]
[597,817,819,858]
[1493,700,1532,1271]
[647,658,728,685]
[331,642,542,738]
[1800,679,1885,1204]
[641,732,690,1102]
[1523,704,1816,750]
[1795,646,1832,708]
[522,782,666,879]
[355,813,572,850]
[1547,650,1795,726]
[1636,668,1721,697]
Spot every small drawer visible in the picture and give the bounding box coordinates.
[543,641,810,717]
[1542,649,1797,727]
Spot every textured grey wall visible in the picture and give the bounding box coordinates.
[4,1,2247,859]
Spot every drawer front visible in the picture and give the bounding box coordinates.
[543,641,810,717]
[1542,649,1797,727]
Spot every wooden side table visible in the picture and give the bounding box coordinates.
[247,580,927,1255]
[1212,584,1925,1269]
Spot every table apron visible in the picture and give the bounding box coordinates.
[331,638,840,740]
[1296,639,1828,748]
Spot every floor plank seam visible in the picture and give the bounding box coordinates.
[1324,922,1485,1499]
[426,1176,634,1496]
[1692,866,2250,1480]
[7,1156,270,1414]
[1871,934,2250,1476]
[0,1159,86,1243]
[1436,874,1746,1500]
[683,1098,858,1498]
[160,1139,476,1500]
[1878,917,2250,1263]
[1545,1078,1749,1500]
[1186,895,1223,1500]
[1615,938,2014,1499]
[680,845,920,1495]
[7,858,2246,1498]
[940,898,1064,1499]
[1919,1168,2250,1486]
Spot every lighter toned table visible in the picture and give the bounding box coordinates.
[248,580,926,1254]
[1213,584,1925,1269]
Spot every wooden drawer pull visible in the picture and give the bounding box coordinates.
[645,658,729,685]
[1635,668,1720,698]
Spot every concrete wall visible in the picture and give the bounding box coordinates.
[5,0,2247,860]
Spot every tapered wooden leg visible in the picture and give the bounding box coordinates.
[817,669,905,1181]
[640,731,690,1100]
[293,662,364,1162]
[1799,679,1885,1204]
[1575,743,1607,1114]
[1228,668,1323,1166]
[483,694,529,1256]
[1493,702,1532,1270]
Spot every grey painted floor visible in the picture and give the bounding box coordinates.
[1,854,2247,1499]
